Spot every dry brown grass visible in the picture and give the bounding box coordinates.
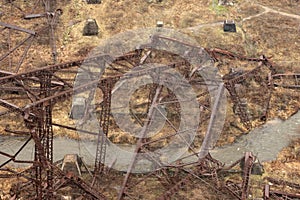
[1,0,300,198]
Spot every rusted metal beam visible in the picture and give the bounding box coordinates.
[0,86,40,92]
[14,79,41,102]
[24,13,46,19]
[224,180,242,200]
[265,177,300,189]
[139,50,151,64]
[272,73,300,79]
[0,52,138,85]
[272,73,300,89]
[118,85,163,200]
[0,167,35,181]
[0,99,23,114]
[0,69,14,76]
[206,48,272,63]
[0,35,34,62]
[23,79,97,112]
[0,59,85,84]
[45,70,73,88]
[157,175,191,200]
[4,128,30,135]
[0,22,36,35]
[93,101,109,176]
[226,62,263,86]
[270,190,300,199]
[263,184,270,200]
[199,83,225,158]
[51,164,107,200]
[0,42,280,200]
[157,154,224,200]
[0,136,32,168]
[225,82,252,129]
[52,123,98,136]
[15,35,35,73]
[93,78,113,184]
[241,152,254,200]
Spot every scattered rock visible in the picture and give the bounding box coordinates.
[69,97,86,119]
[156,21,164,27]
[252,161,264,175]
[60,154,84,176]
[223,20,236,32]
[83,18,99,36]
[218,0,235,6]
[61,195,72,200]
[146,0,162,3]
[240,157,264,175]
[86,0,101,4]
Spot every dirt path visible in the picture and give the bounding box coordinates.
[257,3,300,20]
[186,2,300,31]
[185,21,224,31]
[241,9,268,22]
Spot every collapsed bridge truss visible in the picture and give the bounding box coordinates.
[1,1,300,199]
[0,39,293,199]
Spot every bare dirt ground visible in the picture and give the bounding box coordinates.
[0,0,300,199]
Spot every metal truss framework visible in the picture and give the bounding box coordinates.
[0,3,300,198]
